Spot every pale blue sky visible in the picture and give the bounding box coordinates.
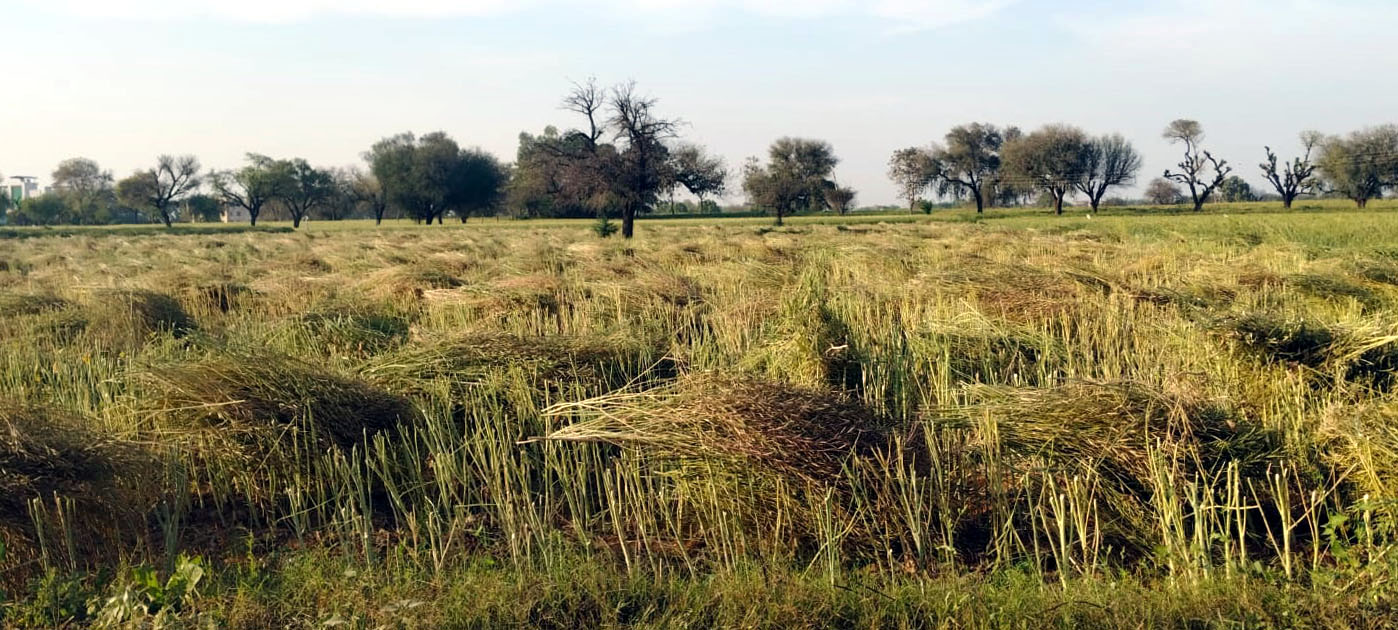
[2,0,1395,205]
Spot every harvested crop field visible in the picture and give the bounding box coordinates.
[4,209,1398,628]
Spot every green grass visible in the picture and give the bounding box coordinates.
[3,201,1398,628]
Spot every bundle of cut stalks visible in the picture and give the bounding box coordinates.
[540,374,893,483]
[364,332,664,393]
[1226,313,1398,388]
[0,399,153,586]
[148,352,414,451]
[950,381,1280,554]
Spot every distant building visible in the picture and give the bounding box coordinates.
[221,204,251,223]
[6,176,39,204]
[2,176,40,224]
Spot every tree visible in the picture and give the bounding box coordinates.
[183,194,223,222]
[454,149,507,222]
[1162,120,1231,212]
[116,155,201,227]
[1074,134,1142,212]
[823,184,856,215]
[316,168,361,221]
[368,132,506,225]
[930,123,1003,213]
[51,158,115,224]
[1144,177,1184,205]
[1316,125,1398,208]
[1001,124,1090,215]
[348,168,391,225]
[741,158,807,227]
[1216,176,1256,203]
[12,194,67,226]
[670,143,728,209]
[506,126,608,219]
[1260,131,1322,209]
[742,137,839,225]
[277,159,335,228]
[887,147,939,212]
[210,154,292,226]
[607,82,681,238]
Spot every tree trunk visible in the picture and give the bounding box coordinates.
[1358,198,1368,209]
[1054,194,1064,216]
[1282,195,1294,209]
[974,191,984,214]
[374,212,383,226]
[776,208,784,226]
[460,213,468,223]
[161,210,173,228]
[622,205,636,239]
[293,213,302,228]
[250,211,258,226]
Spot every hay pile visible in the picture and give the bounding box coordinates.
[0,292,68,317]
[266,305,411,358]
[364,332,664,394]
[1227,313,1398,389]
[948,381,1280,554]
[541,375,893,483]
[740,267,859,391]
[1321,398,1398,501]
[0,399,152,583]
[924,260,1087,323]
[148,353,414,451]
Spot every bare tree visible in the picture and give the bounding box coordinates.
[562,77,608,148]
[1074,134,1142,212]
[608,81,681,238]
[1259,131,1322,209]
[210,154,292,226]
[1162,119,1231,211]
[116,155,201,227]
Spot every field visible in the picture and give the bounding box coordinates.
[4,201,1398,628]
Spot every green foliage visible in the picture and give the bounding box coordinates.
[592,213,618,238]
[90,555,204,626]
[6,209,1398,625]
[742,137,839,224]
[11,194,68,226]
[369,132,506,224]
[1317,125,1398,208]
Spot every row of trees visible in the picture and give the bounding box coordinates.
[3,80,733,238]
[889,120,1398,214]
[9,89,1398,233]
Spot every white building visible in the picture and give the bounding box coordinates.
[221,204,251,223]
[6,176,39,204]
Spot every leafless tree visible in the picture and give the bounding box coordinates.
[1260,131,1322,209]
[1162,119,1231,212]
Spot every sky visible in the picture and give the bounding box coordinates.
[1,0,1396,206]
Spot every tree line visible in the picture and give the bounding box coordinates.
[889,120,1398,215]
[5,81,1398,236]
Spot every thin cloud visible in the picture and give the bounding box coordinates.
[34,0,1016,29]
